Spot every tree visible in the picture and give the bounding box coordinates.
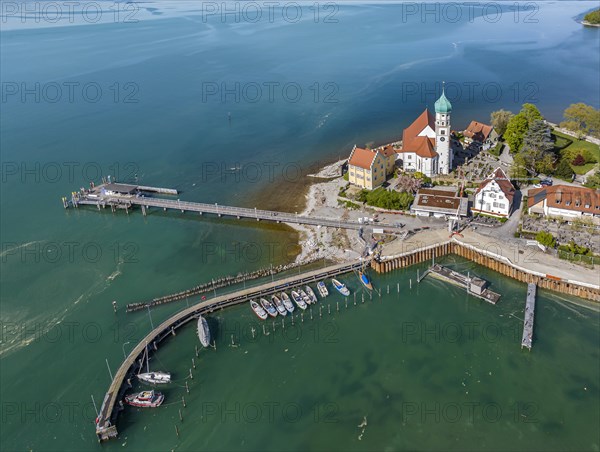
[572,154,585,166]
[555,158,574,181]
[510,153,529,181]
[536,153,556,175]
[584,170,600,188]
[504,113,529,153]
[536,231,556,249]
[584,8,600,24]
[523,120,554,154]
[560,103,600,138]
[490,109,513,136]
[520,103,543,126]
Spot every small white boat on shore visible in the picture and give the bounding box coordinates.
[197,315,211,347]
[332,278,350,296]
[280,292,295,313]
[305,286,318,304]
[317,281,329,298]
[291,290,308,310]
[271,294,287,316]
[260,298,278,317]
[250,299,268,320]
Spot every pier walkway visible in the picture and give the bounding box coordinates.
[96,260,363,441]
[67,183,407,235]
[521,283,536,350]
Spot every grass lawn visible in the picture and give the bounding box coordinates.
[572,163,598,175]
[552,130,600,174]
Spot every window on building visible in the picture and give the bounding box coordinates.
[440,130,445,134]
[566,201,571,206]
[350,171,354,176]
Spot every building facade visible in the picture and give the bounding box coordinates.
[397,87,453,177]
[347,146,388,190]
[463,120,499,150]
[472,167,516,218]
[528,185,600,224]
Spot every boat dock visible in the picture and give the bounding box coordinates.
[424,264,501,305]
[521,283,536,350]
[96,260,363,441]
[64,183,407,235]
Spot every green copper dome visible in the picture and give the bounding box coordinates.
[434,89,452,114]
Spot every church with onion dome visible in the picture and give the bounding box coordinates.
[397,86,454,177]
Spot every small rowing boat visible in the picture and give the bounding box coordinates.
[332,278,350,296]
[271,294,287,316]
[250,299,268,320]
[305,285,318,304]
[317,281,329,298]
[260,298,278,317]
[280,292,295,313]
[358,271,373,290]
[291,290,308,310]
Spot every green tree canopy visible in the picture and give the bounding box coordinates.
[490,109,513,136]
[520,103,543,126]
[504,113,529,153]
[555,158,575,181]
[523,120,554,153]
[536,231,556,248]
[560,103,600,138]
[584,9,600,25]
[584,170,600,188]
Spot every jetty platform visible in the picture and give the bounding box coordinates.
[521,283,536,350]
[425,264,501,304]
[96,260,363,441]
[65,183,407,235]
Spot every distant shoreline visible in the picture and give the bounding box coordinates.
[582,21,600,28]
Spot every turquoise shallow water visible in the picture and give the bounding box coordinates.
[1,2,599,451]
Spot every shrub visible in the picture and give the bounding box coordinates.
[572,154,586,166]
[364,188,414,210]
[558,240,592,256]
[535,231,556,248]
[343,172,349,181]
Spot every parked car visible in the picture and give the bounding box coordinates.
[541,179,553,186]
[532,184,542,188]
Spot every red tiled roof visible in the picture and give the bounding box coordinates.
[528,185,600,214]
[400,109,437,158]
[379,145,396,158]
[475,167,515,201]
[464,121,494,142]
[349,147,377,170]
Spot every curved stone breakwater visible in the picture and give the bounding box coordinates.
[126,259,320,312]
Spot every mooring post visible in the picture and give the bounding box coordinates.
[175,425,179,438]
[185,381,189,394]
[189,368,193,380]
[192,358,195,369]
[179,409,183,422]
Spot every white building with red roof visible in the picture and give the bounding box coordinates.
[472,167,516,218]
[397,87,453,177]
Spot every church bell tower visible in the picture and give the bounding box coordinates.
[434,83,452,174]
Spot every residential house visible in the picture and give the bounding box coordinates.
[463,121,499,150]
[347,146,388,190]
[527,185,600,224]
[472,167,516,218]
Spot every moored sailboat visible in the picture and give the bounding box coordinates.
[137,344,171,385]
[197,315,211,347]
[358,271,373,290]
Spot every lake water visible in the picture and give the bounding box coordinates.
[1,2,599,450]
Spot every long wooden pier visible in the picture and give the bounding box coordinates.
[521,283,536,350]
[65,183,406,235]
[96,260,363,441]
